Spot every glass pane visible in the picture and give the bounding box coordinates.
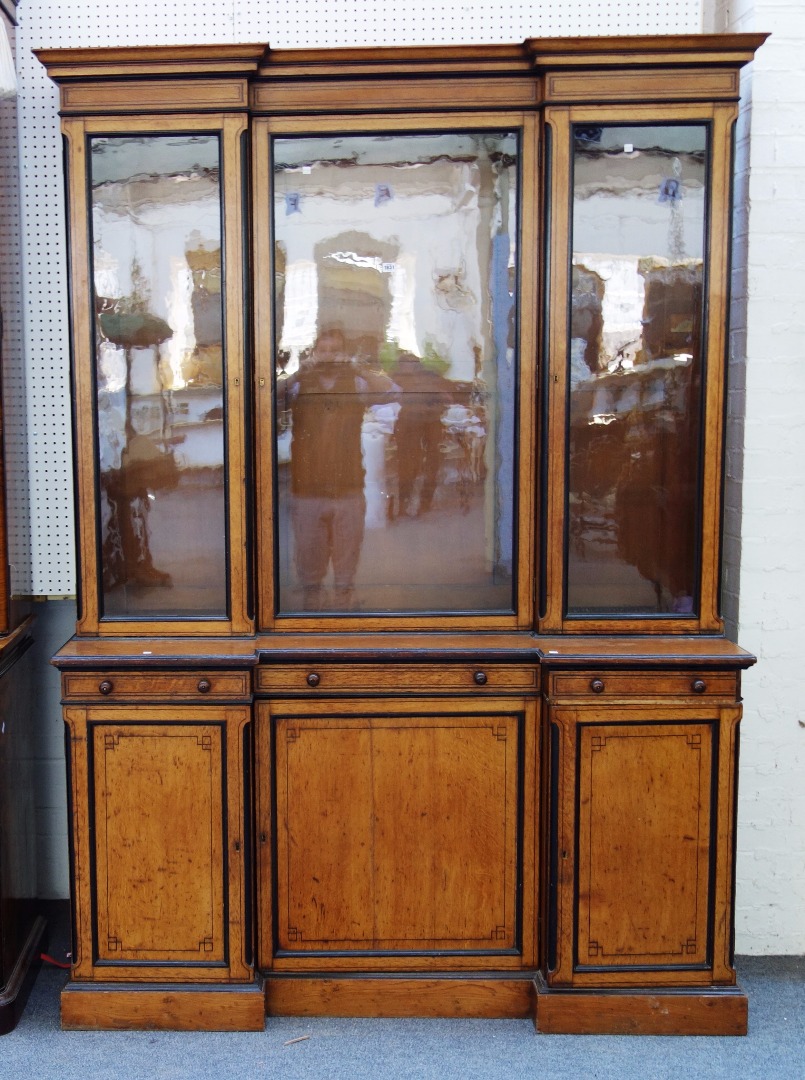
[90,135,228,618]
[566,124,708,617]
[272,132,518,615]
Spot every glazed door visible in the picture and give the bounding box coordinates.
[253,115,538,630]
[542,104,738,633]
[62,115,252,635]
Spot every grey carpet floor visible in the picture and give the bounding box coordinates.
[1,957,802,1080]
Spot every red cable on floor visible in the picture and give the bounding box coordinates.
[40,952,71,969]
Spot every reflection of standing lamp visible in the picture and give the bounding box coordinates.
[98,311,173,442]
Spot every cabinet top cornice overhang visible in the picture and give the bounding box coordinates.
[36,34,768,115]
[34,35,769,78]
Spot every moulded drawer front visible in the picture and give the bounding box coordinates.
[256,665,540,694]
[547,670,738,701]
[62,670,251,702]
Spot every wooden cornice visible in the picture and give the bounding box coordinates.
[525,33,769,70]
[36,34,768,84]
[256,42,533,81]
[36,36,768,116]
[33,42,268,82]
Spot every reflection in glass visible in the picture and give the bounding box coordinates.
[566,125,708,616]
[90,135,228,618]
[272,132,519,615]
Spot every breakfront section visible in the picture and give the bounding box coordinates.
[53,55,258,638]
[254,666,540,1020]
[541,93,738,635]
[251,111,537,627]
[38,35,765,1035]
[537,642,752,1034]
[39,45,266,1031]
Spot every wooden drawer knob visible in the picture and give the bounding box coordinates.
[197,679,211,694]
[692,679,707,694]
[98,680,113,696]
[590,678,605,694]
[473,671,488,686]
[307,672,321,687]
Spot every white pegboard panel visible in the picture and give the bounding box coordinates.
[12,0,704,596]
[0,11,30,595]
[238,1,703,47]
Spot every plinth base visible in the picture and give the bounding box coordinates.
[533,975,748,1035]
[61,979,265,1031]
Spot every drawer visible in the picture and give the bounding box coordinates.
[256,664,540,695]
[62,670,251,703]
[547,670,738,701]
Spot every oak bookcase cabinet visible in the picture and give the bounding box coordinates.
[38,34,765,1034]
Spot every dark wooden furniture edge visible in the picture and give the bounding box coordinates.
[0,916,47,1035]
[0,616,34,673]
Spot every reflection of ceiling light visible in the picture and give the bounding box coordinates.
[589,414,617,426]
[673,352,693,364]
[326,251,383,271]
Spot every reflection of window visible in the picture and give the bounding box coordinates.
[278,261,318,373]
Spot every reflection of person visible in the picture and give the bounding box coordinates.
[281,328,394,610]
[390,352,453,517]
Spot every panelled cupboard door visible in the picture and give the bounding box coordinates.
[64,705,253,983]
[547,703,741,988]
[60,113,252,637]
[256,697,538,972]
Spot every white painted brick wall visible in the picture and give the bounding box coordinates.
[718,0,805,954]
